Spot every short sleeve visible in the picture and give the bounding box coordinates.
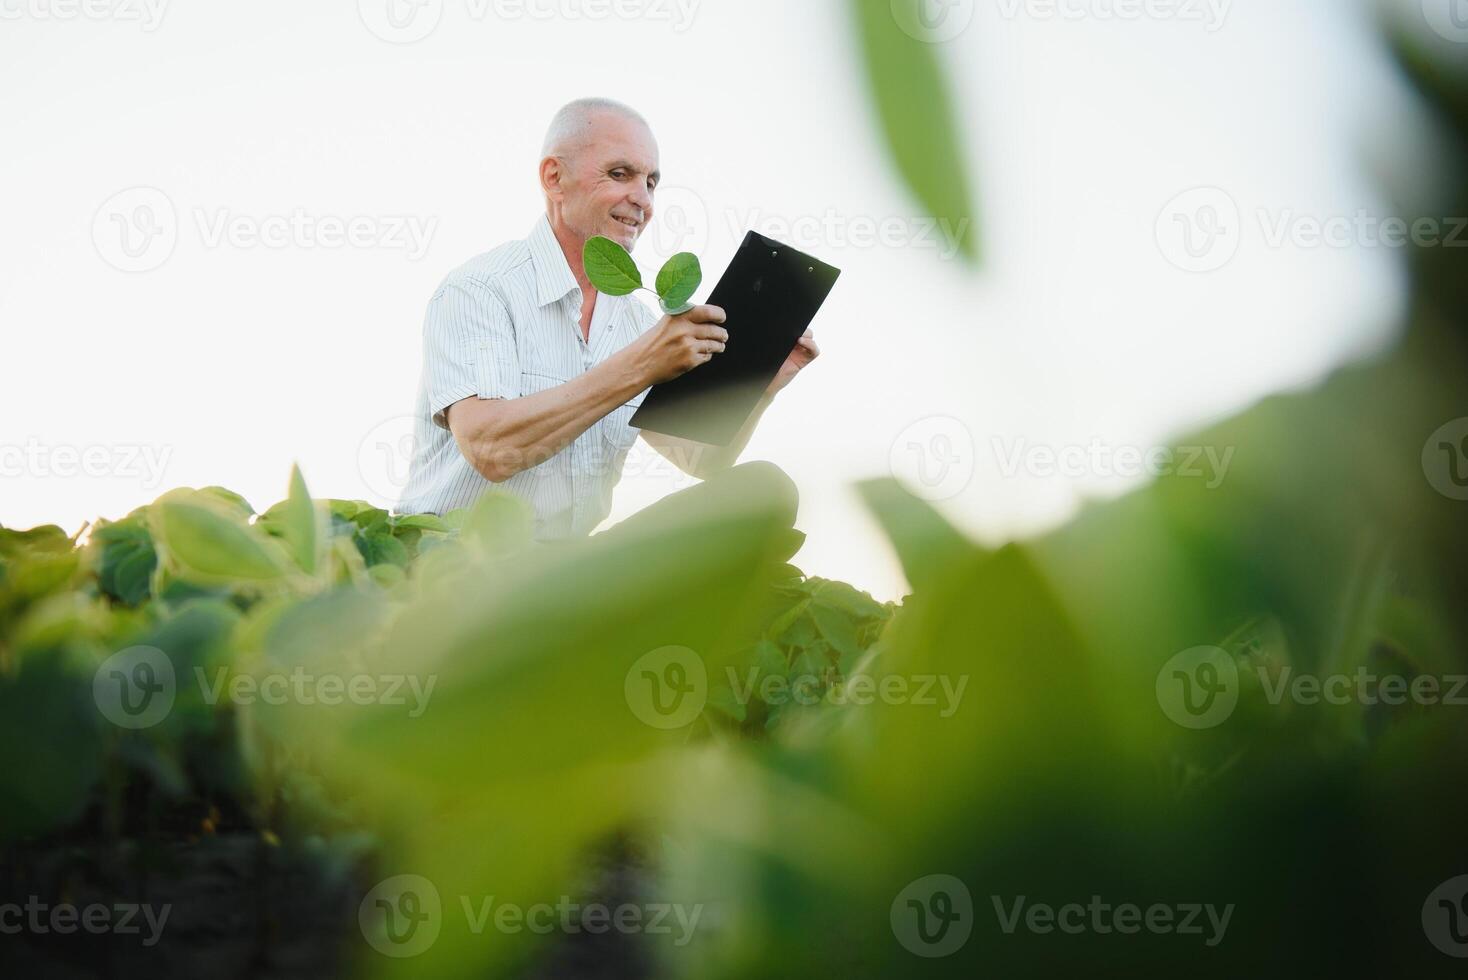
[423,279,522,429]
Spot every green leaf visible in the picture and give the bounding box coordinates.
[356,531,410,569]
[851,0,978,262]
[810,601,861,660]
[278,464,325,575]
[91,519,157,607]
[150,492,287,584]
[0,659,104,842]
[461,491,534,556]
[393,514,450,533]
[856,477,976,594]
[655,252,702,313]
[583,236,643,295]
[765,598,811,643]
[196,485,256,518]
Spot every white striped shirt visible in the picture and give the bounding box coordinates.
[396,214,659,538]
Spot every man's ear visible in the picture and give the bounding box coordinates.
[539,156,566,201]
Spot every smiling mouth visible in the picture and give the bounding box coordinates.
[614,216,642,230]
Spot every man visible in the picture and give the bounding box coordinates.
[397,97,819,539]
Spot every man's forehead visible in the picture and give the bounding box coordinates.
[583,114,658,167]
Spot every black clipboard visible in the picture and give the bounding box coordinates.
[630,232,840,446]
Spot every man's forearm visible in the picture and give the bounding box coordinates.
[455,348,648,482]
[689,391,775,478]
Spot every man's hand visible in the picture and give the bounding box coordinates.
[634,304,729,386]
[766,328,820,397]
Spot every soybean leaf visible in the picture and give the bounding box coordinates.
[655,252,702,313]
[276,464,325,575]
[583,236,642,295]
[150,492,286,584]
[856,477,975,595]
[197,485,256,518]
[393,514,451,533]
[91,518,157,607]
[851,0,978,262]
[0,659,104,843]
[810,601,861,661]
[356,531,410,569]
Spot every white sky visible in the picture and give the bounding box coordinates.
[0,0,1449,600]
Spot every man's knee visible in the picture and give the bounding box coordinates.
[722,461,799,528]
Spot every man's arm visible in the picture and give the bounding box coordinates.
[447,304,728,483]
[641,326,821,480]
[640,392,775,481]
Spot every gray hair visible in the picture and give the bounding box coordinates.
[540,97,649,160]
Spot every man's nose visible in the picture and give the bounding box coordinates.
[628,179,654,214]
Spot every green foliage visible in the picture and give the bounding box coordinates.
[584,235,703,314]
[654,251,702,314]
[583,234,644,295]
[851,0,978,262]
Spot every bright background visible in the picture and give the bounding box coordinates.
[0,0,1453,600]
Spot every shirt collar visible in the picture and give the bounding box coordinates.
[527,213,582,309]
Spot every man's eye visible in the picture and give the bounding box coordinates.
[610,170,627,179]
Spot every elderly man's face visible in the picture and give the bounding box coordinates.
[553,112,660,252]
